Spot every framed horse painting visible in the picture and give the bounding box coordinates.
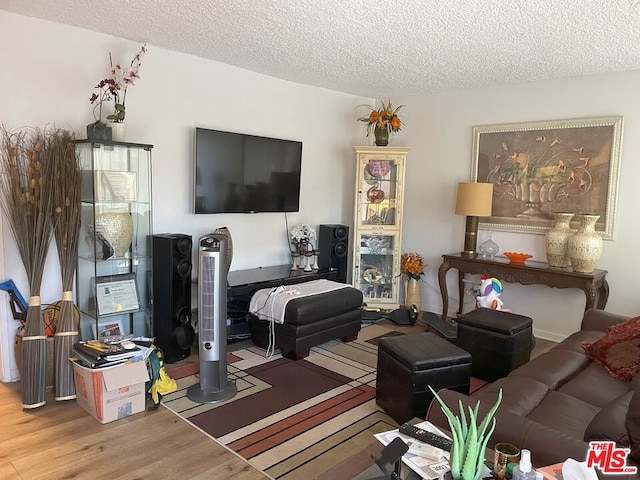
[471,116,623,239]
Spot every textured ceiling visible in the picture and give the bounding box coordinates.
[3,0,640,98]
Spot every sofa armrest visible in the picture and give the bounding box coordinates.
[581,309,629,332]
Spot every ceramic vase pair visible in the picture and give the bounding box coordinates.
[545,213,603,273]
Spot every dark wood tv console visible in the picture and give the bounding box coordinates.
[227,264,339,297]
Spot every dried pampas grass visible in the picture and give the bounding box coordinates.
[50,129,81,401]
[0,125,56,408]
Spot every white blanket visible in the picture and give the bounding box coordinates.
[249,279,349,324]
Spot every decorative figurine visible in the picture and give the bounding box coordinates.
[475,276,510,311]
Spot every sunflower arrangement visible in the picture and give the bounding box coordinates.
[400,252,425,280]
[357,100,404,136]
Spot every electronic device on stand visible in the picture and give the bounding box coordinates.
[368,437,409,480]
[187,234,237,404]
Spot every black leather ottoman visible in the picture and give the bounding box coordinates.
[376,332,471,424]
[249,286,363,360]
[454,308,533,382]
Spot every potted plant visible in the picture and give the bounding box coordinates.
[88,43,147,141]
[429,386,503,480]
[357,100,404,146]
[87,77,114,140]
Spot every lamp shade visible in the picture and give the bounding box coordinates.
[455,182,493,217]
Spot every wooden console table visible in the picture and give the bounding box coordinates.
[438,253,609,320]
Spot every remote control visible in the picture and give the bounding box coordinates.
[404,439,444,460]
[399,423,453,451]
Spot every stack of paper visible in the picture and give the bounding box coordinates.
[71,341,144,369]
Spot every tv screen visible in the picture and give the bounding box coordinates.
[194,128,302,214]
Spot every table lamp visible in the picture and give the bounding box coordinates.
[455,182,494,258]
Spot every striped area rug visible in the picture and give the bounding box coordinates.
[161,324,486,480]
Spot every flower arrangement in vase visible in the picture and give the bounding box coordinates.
[88,43,148,140]
[400,252,425,280]
[357,100,404,146]
[401,252,425,310]
[289,224,316,270]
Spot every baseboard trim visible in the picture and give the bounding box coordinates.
[532,327,566,344]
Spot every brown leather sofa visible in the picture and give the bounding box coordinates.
[426,309,640,474]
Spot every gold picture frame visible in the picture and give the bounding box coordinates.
[95,273,140,316]
[472,116,623,239]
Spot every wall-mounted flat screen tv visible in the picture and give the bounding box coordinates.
[194,127,303,214]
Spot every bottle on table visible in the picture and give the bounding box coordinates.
[512,449,537,480]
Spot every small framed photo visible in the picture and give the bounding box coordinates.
[92,319,126,339]
[95,171,137,202]
[95,273,140,316]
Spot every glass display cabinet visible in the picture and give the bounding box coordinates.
[352,146,409,309]
[76,140,153,341]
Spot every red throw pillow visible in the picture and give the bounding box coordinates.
[582,316,640,382]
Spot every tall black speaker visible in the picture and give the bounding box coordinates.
[152,233,195,363]
[318,224,349,283]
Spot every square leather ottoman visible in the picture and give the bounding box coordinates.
[455,308,533,382]
[249,286,363,359]
[376,332,471,424]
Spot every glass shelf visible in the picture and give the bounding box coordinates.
[75,141,153,341]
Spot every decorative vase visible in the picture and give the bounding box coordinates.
[213,226,233,273]
[291,252,299,270]
[303,253,313,272]
[108,121,127,142]
[567,214,603,273]
[405,277,421,311]
[297,239,309,256]
[545,212,575,267]
[374,127,389,146]
[479,228,499,259]
[86,123,112,141]
[95,211,134,258]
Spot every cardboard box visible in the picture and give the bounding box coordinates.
[72,360,149,424]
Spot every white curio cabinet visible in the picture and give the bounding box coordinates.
[76,140,153,341]
[352,146,409,310]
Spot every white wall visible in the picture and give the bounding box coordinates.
[2,11,639,381]
[400,72,640,341]
[0,11,369,381]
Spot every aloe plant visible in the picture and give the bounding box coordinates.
[429,386,503,480]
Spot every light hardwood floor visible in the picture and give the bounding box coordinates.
[2,318,556,480]
[0,381,272,480]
